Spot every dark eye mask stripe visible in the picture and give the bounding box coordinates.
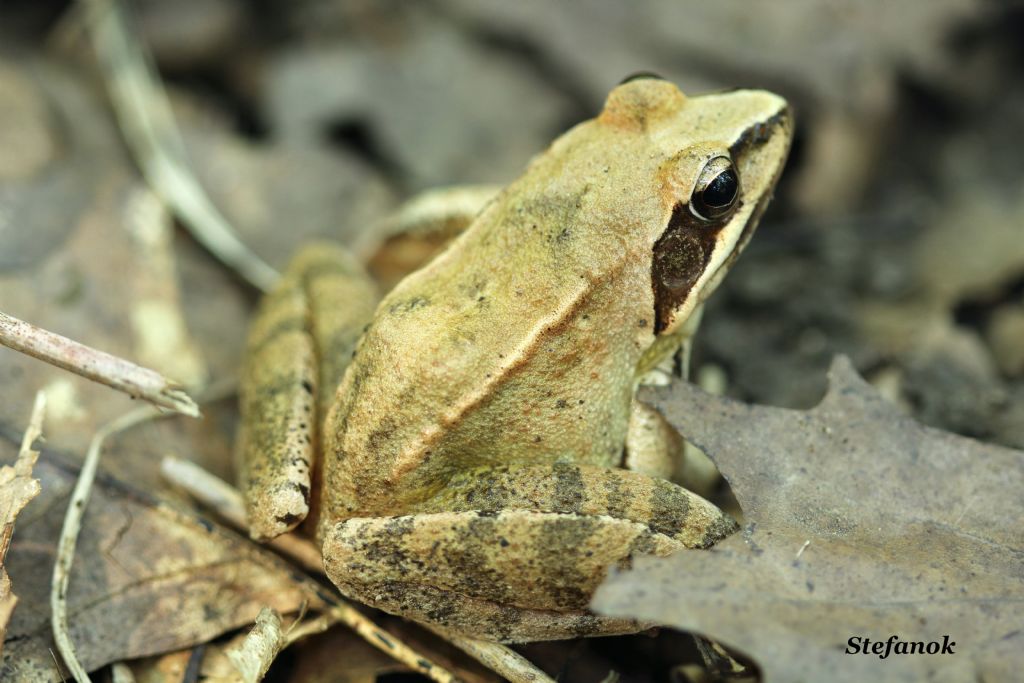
[650,202,725,333]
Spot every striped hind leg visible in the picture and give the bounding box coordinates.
[237,242,378,540]
[322,463,736,641]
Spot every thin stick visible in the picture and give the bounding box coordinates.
[225,607,286,683]
[280,610,334,644]
[51,405,163,683]
[49,648,67,682]
[0,311,198,417]
[427,627,556,683]
[160,456,247,528]
[319,604,460,683]
[78,0,279,292]
[16,392,48,472]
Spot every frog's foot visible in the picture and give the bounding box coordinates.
[322,463,736,641]
[238,243,378,540]
[337,578,652,643]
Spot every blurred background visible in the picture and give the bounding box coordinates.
[4,0,1022,443]
[1,1,1023,680]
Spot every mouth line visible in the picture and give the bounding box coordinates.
[729,111,793,253]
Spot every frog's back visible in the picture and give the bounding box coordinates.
[321,77,792,523]
[322,114,668,521]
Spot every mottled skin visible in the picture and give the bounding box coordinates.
[238,79,792,642]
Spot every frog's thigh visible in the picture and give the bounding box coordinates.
[238,243,378,541]
[323,510,662,642]
[362,184,501,288]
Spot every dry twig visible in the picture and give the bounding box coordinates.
[0,311,198,417]
[426,627,556,683]
[225,607,287,683]
[51,405,164,683]
[79,0,279,292]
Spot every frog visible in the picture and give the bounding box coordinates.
[236,76,792,643]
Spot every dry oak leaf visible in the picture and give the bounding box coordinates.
[0,398,44,656]
[593,356,1024,683]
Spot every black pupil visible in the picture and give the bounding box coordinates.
[703,170,738,208]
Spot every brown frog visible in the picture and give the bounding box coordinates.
[237,77,792,642]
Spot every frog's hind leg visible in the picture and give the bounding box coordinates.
[325,510,663,642]
[322,463,736,641]
[359,184,501,289]
[238,243,378,541]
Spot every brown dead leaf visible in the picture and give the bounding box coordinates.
[0,393,45,657]
[0,441,326,682]
[593,356,1024,683]
[125,648,201,683]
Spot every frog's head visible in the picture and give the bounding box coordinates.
[601,76,793,337]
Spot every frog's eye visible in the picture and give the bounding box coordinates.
[690,156,740,221]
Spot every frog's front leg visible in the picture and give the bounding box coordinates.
[322,463,736,642]
[625,304,704,482]
[238,243,379,540]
